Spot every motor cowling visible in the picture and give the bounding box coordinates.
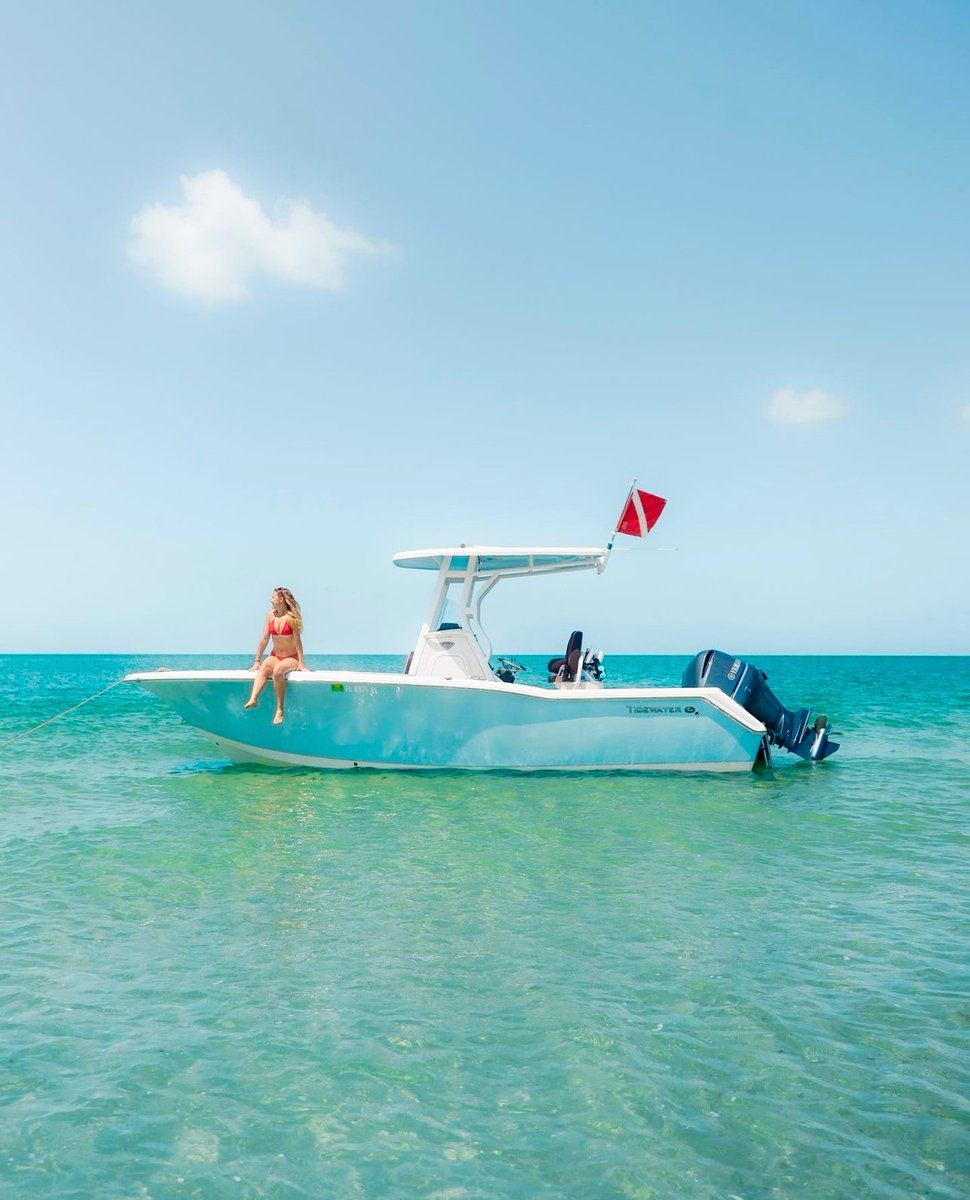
[682,650,839,762]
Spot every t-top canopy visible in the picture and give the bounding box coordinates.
[393,546,608,575]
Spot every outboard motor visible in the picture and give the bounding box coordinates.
[683,650,839,762]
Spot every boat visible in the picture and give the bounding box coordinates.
[126,506,839,771]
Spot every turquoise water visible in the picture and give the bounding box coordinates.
[1,654,967,1199]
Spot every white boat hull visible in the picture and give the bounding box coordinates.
[126,670,767,772]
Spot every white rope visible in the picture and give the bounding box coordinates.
[0,679,125,750]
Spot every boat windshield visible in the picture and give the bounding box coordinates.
[437,594,461,630]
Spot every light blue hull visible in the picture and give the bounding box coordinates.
[127,671,766,772]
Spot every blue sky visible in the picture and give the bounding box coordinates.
[2,1,968,655]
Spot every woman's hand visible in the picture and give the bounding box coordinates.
[249,659,261,672]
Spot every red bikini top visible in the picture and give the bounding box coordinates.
[269,617,294,637]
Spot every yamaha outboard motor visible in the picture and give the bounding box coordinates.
[682,650,839,762]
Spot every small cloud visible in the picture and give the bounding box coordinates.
[129,169,390,302]
[764,387,845,425]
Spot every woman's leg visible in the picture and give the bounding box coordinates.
[271,657,299,724]
[244,657,277,708]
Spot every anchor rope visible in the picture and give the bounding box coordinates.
[0,679,125,750]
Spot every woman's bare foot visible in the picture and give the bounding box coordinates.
[243,699,257,709]
[272,709,284,725]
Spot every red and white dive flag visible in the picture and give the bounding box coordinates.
[615,487,667,538]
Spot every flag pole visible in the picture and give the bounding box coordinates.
[605,477,637,556]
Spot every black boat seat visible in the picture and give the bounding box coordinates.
[548,630,583,683]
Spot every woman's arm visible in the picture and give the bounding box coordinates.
[249,615,271,670]
[294,628,309,672]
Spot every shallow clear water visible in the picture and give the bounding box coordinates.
[1,655,967,1199]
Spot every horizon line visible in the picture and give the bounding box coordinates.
[1,650,967,659]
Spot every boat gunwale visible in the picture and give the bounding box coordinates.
[124,670,767,733]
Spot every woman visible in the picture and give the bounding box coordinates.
[244,587,310,724]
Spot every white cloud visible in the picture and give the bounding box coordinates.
[129,169,389,302]
[764,388,846,425]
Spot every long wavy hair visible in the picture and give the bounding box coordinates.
[272,587,303,633]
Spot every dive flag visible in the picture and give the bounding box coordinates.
[616,488,667,537]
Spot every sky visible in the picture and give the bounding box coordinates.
[2,0,968,656]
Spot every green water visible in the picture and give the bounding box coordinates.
[1,655,967,1198]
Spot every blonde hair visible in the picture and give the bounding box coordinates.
[273,587,303,633]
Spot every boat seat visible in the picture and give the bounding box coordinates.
[548,630,583,683]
